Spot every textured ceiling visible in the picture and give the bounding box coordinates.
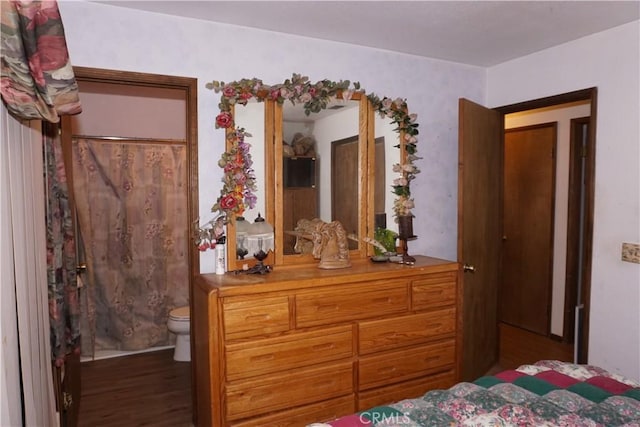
[93,1,640,66]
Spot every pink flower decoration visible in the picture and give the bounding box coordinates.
[222,86,236,98]
[215,112,233,129]
[219,194,238,211]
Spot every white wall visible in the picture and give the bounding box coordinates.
[57,1,485,271]
[489,21,640,381]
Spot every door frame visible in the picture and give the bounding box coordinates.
[495,87,596,364]
[564,116,591,348]
[61,67,200,423]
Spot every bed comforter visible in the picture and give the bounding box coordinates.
[309,360,640,426]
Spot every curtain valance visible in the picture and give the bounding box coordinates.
[1,0,81,122]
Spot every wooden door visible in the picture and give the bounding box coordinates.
[283,187,318,254]
[332,136,359,249]
[458,98,503,381]
[374,137,386,226]
[501,124,556,335]
[55,351,81,426]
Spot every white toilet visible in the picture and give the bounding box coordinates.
[167,306,191,362]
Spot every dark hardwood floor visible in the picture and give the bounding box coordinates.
[79,349,192,427]
[499,322,573,370]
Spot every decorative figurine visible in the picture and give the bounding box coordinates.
[290,218,351,269]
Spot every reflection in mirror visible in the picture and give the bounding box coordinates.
[281,98,361,254]
[231,100,265,260]
[374,115,401,236]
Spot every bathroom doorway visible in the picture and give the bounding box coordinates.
[60,67,198,422]
[63,68,198,360]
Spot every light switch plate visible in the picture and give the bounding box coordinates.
[621,243,640,264]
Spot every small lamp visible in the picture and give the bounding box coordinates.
[246,213,274,274]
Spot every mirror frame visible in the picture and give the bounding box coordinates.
[206,75,420,271]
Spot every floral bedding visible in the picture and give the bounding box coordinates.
[309,360,640,426]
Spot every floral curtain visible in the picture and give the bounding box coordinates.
[43,123,81,366]
[71,138,189,356]
[0,0,81,122]
[2,0,82,366]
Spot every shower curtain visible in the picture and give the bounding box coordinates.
[71,137,189,357]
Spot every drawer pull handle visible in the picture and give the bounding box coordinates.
[424,355,442,364]
[312,343,335,351]
[245,314,270,321]
[423,290,443,296]
[250,392,271,402]
[316,303,339,312]
[378,366,397,374]
[313,379,336,388]
[250,353,275,362]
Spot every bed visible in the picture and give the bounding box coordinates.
[308,360,640,426]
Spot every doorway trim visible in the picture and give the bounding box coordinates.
[496,87,597,364]
[64,66,200,422]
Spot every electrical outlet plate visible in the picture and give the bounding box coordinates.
[621,243,640,264]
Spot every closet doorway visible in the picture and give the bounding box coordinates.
[60,67,198,424]
[499,101,592,369]
[458,88,596,380]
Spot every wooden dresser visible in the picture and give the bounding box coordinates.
[192,255,462,426]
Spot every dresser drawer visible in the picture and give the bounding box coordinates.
[226,325,354,381]
[359,340,455,390]
[296,280,409,328]
[223,295,290,340]
[412,272,457,310]
[231,395,355,427]
[225,361,353,420]
[359,308,456,355]
[358,370,456,410]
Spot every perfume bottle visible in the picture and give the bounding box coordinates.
[215,241,226,275]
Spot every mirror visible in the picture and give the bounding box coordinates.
[216,100,267,267]
[234,100,266,218]
[206,75,419,270]
[279,96,363,255]
[374,114,401,236]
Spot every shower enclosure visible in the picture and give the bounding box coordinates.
[62,69,198,360]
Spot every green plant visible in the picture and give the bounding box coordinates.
[374,227,398,255]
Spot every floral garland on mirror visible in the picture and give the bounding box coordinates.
[368,94,421,219]
[205,74,420,222]
[211,126,257,216]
